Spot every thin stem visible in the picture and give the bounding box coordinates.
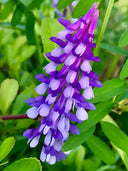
[1,114,28,120]
[94,0,114,56]
[106,54,120,79]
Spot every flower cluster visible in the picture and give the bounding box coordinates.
[23,3,102,165]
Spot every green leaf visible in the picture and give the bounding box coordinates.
[63,100,113,151]
[19,45,36,62]
[100,43,128,56]
[77,100,113,133]
[0,137,15,162]
[119,59,128,79]
[41,18,64,54]
[26,13,36,45]
[72,0,98,18]
[86,135,115,164]
[90,78,126,103]
[75,146,86,171]
[0,0,15,20]
[0,79,19,114]
[112,143,128,170]
[57,0,74,9]
[101,121,128,155]
[119,29,128,48]
[83,159,97,171]
[3,158,42,171]
[11,4,23,26]
[63,126,95,151]
[12,85,35,114]
[19,0,32,7]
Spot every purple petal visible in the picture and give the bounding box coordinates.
[69,123,79,135]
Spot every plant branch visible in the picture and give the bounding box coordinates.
[1,114,28,120]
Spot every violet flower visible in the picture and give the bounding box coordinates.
[23,2,102,165]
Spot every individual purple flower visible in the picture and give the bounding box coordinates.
[23,2,102,165]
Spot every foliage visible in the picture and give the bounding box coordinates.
[0,0,128,170]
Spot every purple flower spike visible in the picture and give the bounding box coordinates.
[23,3,102,165]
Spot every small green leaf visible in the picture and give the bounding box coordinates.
[78,100,113,133]
[0,79,19,114]
[86,135,115,164]
[0,0,15,20]
[11,4,23,26]
[119,59,128,79]
[57,0,74,9]
[101,122,128,155]
[12,85,35,114]
[75,146,86,171]
[0,137,15,162]
[119,29,128,48]
[72,0,98,18]
[100,43,128,56]
[83,159,97,171]
[112,143,128,170]
[41,18,64,54]
[19,0,32,7]
[3,158,42,171]
[63,126,95,151]
[90,78,126,103]
[26,13,36,45]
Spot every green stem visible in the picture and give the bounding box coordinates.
[94,0,114,56]
[106,54,120,79]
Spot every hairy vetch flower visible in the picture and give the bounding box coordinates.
[23,2,102,165]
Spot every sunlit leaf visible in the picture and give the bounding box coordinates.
[119,59,128,79]
[90,78,126,103]
[41,18,64,54]
[101,122,128,155]
[12,85,35,114]
[119,29,128,48]
[3,158,42,171]
[57,0,74,9]
[0,137,15,162]
[0,79,19,114]
[86,135,115,164]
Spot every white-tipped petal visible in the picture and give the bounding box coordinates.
[48,156,56,165]
[44,133,52,145]
[65,98,72,112]
[66,70,77,83]
[75,43,86,55]
[57,116,65,131]
[64,42,73,53]
[53,140,63,151]
[63,86,74,98]
[49,79,60,90]
[51,47,62,57]
[79,76,89,89]
[83,86,94,100]
[43,126,50,135]
[35,83,48,95]
[76,107,88,121]
[30,135,40,148]
[39,104,50,117]
[57,29,70,40]
[65,55,76,66]
[26,107,38,119]
[80,60,92,73]
[44,62,57,74]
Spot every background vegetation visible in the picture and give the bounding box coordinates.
[0,0,128,170]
